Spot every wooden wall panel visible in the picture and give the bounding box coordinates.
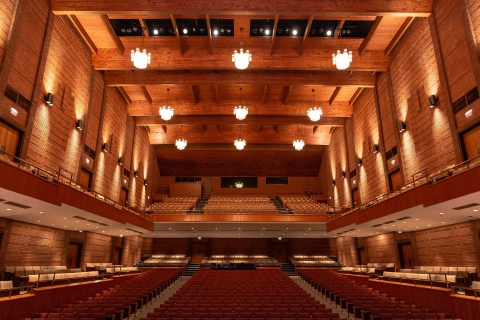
[0,0,18,67]
[170,182,202,198]
[289,238,333,256]
[334,236,357,266]
[366,233,398,265]
[82,232,113,264]
[328,127,350,208]
[142,238,191,256]
[122,235,143,266]
[208,238,270,256]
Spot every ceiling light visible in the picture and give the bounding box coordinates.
[131,48,151,69]
[183,28,188,34]
[441,222,445,224]
[176,125,187,150]
[64,218,67,220]
[76,119,84,131]
[234,139,246,150]
[357,158,362,166]
[333,49,352,70]
[326,30,332,36]
[39,212,43,213]
[341,171,346,178]
[265,29,270,35]
[293,125,304,151]
[213,29,219,35]
[6,208,11,211]
[465,109,473,118]
[474,209,478,212]
[372,144,379,154]
[159,88,173,120]
[37,220,41,222]
[234,88,248,120]
[292,29,298,35]
[278,237,282,240]
[232,28,252,70]
[440,212,444,215]
[307,89,322,122]
[153,28,159,35]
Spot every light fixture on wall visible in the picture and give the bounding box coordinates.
[175,125,187,150]
[232,27,252,70]
[234,88,248,120]
[332,180,336,186]
[76,119,84,131]
[307,89,322,122]
[131,28,151,69]
[144,179,148,186]
[45,93,54,106]
[357,158,362,166]
[398,121,406,133]
[159,88,174,120]
[118,157,124,166]
[134,170,139,177]
[278,237,282,240]
[332,29,352,70]
[102,143,108,152]
[234,125,246,150]
[372,144,379,154]
[293,126,305,151]
[429,95,437,108]
[341,171,346,178]
[198,236,202,240]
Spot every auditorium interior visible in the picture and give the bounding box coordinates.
[1,0,480,319]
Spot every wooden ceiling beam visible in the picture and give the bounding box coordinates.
[92,47,390,71]
[100,14,125,55]
[334,20,345,39]
[206,14,214,55]
[117,87,132,105]
[141,86,153,104]
[270,15,279,55]
[299,15,314,56]
[51,1,433,17]
[385,17,415,56]
[358,16,383,56]
[67,15,98,55]
[170,14,183,55]
[328,87,341,106]
[105,70,376,87]
[128,100,353,117]
[349,87,364,106]
[136,115,346,127]
[138,19,149,38]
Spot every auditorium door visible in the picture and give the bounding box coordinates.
[0,120,22,161]
[389,170,403,191]
[272,242,288,263]
[357,248,366,265]
[191,242,207,263]
[351,188,360,207]
[460,124,480,159]
[120,188,128,206]
[67,242,82,269]
[113,248,123,265]
[79,168,92,189]
[398,242,414,269]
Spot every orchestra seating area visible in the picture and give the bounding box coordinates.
[21,268,183,320]
[200,255,280,267]
[141,269,343,320]
[277,194,329,214]
[289,255,342,267]
[146,197,199,214]
[299,269,455,320]
[137,255,190,267]
[202,194,277,214]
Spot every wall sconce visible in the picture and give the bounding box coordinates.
[118,157,123,166]
[372,144,379,154]
[45,93,54,106]
[102,143,108,152]
[398,121,406,133]
[341,171,346,178]
[76,120,84,131]
[134,170,139,177]
[429,95,437,108]
[357,158,362,166]
[332,180,336,186]
[144,179,148,186]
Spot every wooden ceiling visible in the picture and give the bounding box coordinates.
[51,0,431,176]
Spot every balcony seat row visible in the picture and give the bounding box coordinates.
[378,272,457,288]
[27,271,106,288]
[201,256,279,267]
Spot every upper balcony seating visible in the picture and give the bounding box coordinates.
[464,281,480,297]
[146,197,199,214]
[85,263,113,272]
[0,281,21,298]
[378,271,458,288]
[290,255,342,267]
[339,266,377,275]
[137,255,190,267]
[339,263,395,275]
[27,271,105,288]
[202,193,277,214]
[200,255,279,267]
[277,193,329,214]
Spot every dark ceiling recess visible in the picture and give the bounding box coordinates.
[250,20,275,37]
[309,20,339,37]
[176,19,207,36]
[109,19,144,37]
[209,19,235,37]
[452,203,480,210]
[340,20,375,38]
[276,20,309,37]
[144,19,175,36]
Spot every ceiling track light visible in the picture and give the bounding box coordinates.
[232,27,252,70]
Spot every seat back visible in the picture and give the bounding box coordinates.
[472,281,480,290]
[0,281,13,289]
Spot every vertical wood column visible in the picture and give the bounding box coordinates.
[374,74,391,190]
[91,85,108,192]
[342,127,353,207]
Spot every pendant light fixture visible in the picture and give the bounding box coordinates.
[159,88,174,120]
[175,125,187,150]
[232,28,252,70]
[293,126,305,151]
[131,28,151,69]
[234,87,248,120]
[307,89,323,122]
[332,29,352,70]
[234,125,246,150]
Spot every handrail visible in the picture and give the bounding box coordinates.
[429,154,480,184]
[0,150,152,222]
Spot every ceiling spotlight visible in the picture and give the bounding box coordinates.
[199,27,205,33]
[168,27,174,34]
[259,27,264,33]
[220,28,225,33]
[277,28,283,34]
[310,28,317,35]
[213,29,219,36]
[153,28,159,35]
[121,28,126,33]
[159,27,164,33]
[292,29,298,35]
[252,28,258,34]
[183,28,188,34]
[265,29,270,35]
[326,30,332,36]
[132,26,139,32]
[126,28,132,33]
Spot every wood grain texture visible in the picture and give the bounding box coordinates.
[152,214,329,223]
